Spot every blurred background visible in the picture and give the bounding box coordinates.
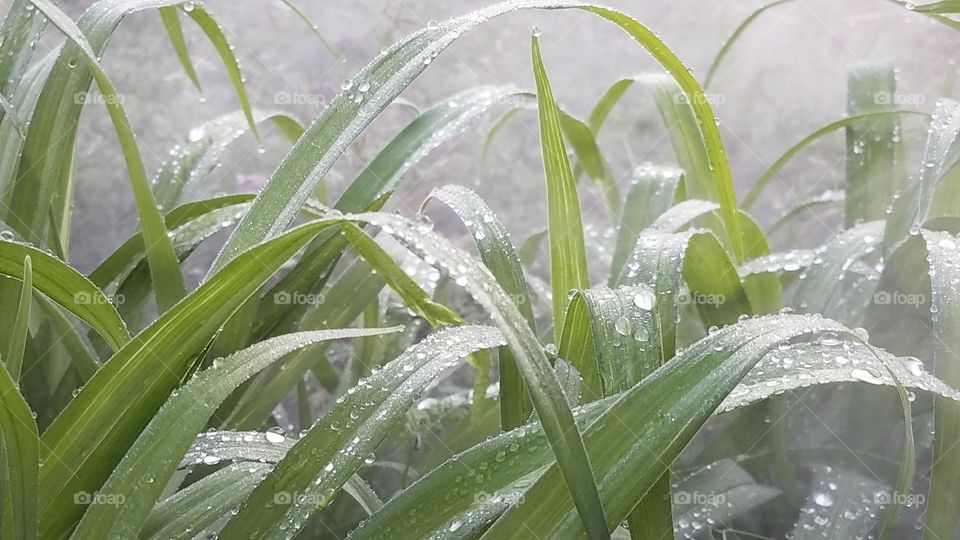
[11,0,959,275]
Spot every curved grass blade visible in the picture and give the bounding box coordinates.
[922,229,960,540]
[703,0,797,88]
[0,239,129,350]
[220,326,505,539]
[0,361,37,540]
[424,184,537,430]
[158,7,201,89]
[0,0,47,125]
[768,189,844,235]
[559,110,620,216]
[793,221,885,315]
[6,255,31,380]
[37,217,350,539]
[153,111,302,210]
[742,110,927,210]
[886,99,960,251]
[214,0,743,269]
[608,164,683,285]
[845,62,906,227]
[142,462,271,540]
[278,0,342,58]
[25,0,185,312]
[72,327,400,538]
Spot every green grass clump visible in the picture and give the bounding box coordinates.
[1,0,960,538]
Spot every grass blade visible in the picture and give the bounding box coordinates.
[741,110,926,210]
[0,360,37,540]
[532,36,592,351]
[73,327,401,538]
[845,62,906,228]
[0,239,129,350]
[704,0,797,88]
[6,254,31,380]
[425,184,537,430]
[25,0,186,312]
[220,326,505,539]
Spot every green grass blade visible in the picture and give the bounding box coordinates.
[277,0,342,58]
[424,184,537,430]
[794,221,884,315]
[26,0,186,312]
[0,360,37,540]
[220,326,505,539]
[922,229,960,540]
[638,73,717,202]
[5,254,31,380]
[704,0,797,88]
[153,111,302,210]
[0,0,47,125]
[181,5,259,138]
[886,99,960,251]
[742,110,926,210]
[158,7,201,90]
[0,239,129,350]
[73,327,401,538]
[532,36,592,348]
[845,62,906,228]
[559,110,620,216]
[608,165,683,285]
[36,217,348,538]
[142,462,272,540]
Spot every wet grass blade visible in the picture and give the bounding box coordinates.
[922,229,960,540]
[742,110,926,210]
[0,360,37,540]
[0,239,129,350]
[73,327,401,538]
[159,7,201,89]
[425,184,537,430]
[5,254,31,380]
[26,0,186,312]
[220,326,505,539]
[845,62,906,228]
